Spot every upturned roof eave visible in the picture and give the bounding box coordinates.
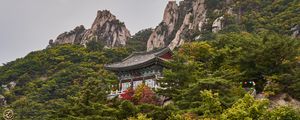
[104,57,169,71]
[121,47,170,62]
[104,47,172,71]
[104,57,156,71]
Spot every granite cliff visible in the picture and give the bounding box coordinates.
[147,0,209,51]
[50,0,299,51]
[147,0,300,51]
[51,10,131,48]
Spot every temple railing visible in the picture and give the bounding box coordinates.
[118,72,162,81]
[107,74,164,99]
[107,90,122,99]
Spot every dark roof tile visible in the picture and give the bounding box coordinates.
[105,47,171,70]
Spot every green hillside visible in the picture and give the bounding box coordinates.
[1,0,300,119]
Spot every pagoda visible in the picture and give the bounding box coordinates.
[105,47,172,96]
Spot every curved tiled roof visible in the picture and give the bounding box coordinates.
[105,47,171,71]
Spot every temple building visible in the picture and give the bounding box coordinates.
[105,47,172,96]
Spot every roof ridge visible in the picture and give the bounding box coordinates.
[122,47,169,61]
[104,47,172,71]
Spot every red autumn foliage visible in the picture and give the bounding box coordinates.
[137,85,157,104]
[119,84,158,105]
[120,88,134,101]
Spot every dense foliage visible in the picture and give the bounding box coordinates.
[0,44,130,119]
[157,32,300,119]
[1,32,299,119]
[127,28,153,52]
[201,0,300,40]
[0,0,300,119]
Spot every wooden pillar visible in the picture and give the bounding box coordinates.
[118,72,122,93]
[131,78,133,89]
[119,80,122,92]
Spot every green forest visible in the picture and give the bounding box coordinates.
[1,0,300,119]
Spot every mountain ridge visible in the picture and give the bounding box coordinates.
[50,10,131,48]
[49,0,300,51]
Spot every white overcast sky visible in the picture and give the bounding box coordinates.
[0,0,178,65]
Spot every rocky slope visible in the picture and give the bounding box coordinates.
[147,0,210,51]
[291,25,300,38]
[50,0,299,51]
[146,0,236,51]
[147,0,300,51]
[168,0,207,50]
[147,1,179,51]
[51,10,131,48]
[49,25,86,45]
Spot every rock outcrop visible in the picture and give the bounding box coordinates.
[168,13,192,50]
[0,95,6,106]
[54,25,86,45]
[212,16,224,33]
[291,25,300,38]
[269,93,300,109]
[81,10,131,47]
[169,0,207,50]
[51,10,131,48]
[147,1,179,51]
[147,0,207,51]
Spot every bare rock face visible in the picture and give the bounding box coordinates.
[168,13,192,50]
[163,1,179,35]
[51,10,131,48]
[82,10,131,47]
[54,25,86,45]
[169,0,207,50]
[147,1,179,51]
[0,95,6,106]
[189,0,206,30]
[147,0,207,51]
[291,25,300,38]
[212,16,224,33]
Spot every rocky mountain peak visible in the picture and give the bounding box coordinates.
[51,10,131,48]
[82,10,131,47]
[147,0,207,51]
[52,25,86,45]
[91,10,117,31]
[163,1,178,25]
[146,1,179,51]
